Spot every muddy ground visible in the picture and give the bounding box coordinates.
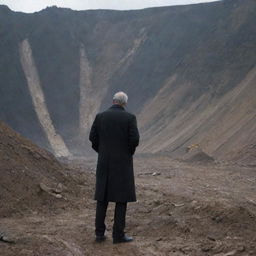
[1,155,256,256]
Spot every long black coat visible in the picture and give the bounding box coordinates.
[89,104,140,202]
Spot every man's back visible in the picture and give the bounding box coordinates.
[89,92,140,244]
[90,104,139,157]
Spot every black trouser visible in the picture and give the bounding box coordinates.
[95,201,127,238]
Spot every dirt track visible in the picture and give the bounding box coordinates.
[1,156,256,256]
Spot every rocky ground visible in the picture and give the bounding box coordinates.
[1,153,255,256]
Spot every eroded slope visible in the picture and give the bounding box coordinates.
[0,0,255,162]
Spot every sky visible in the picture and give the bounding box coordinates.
[1,0,219,13]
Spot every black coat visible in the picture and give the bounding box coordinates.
[89,104,140,202]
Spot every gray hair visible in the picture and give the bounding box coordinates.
[113,91,128,105]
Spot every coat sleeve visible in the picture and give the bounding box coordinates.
[128,115,140,155]
[89,114,99,153]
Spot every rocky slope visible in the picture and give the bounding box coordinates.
[0,0,255,162]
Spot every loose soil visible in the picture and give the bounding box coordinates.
[1,154,256,256]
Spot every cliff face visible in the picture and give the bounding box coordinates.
[0,0,256,161]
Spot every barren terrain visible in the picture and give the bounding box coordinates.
[1,155,255,256]
[0,0,256,255]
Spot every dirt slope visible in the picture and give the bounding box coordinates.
[0,0,256,163]
[0,121,87,217]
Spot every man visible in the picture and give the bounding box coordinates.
[89,91,140,244]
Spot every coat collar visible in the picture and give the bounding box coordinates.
[110,104,125,110]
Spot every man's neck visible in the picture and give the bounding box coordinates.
[113,103,125,108]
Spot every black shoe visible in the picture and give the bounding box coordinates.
[113,235,133,244]
[95,235,106,243]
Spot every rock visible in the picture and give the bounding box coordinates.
[39,182,63,199]
[54,183,64,194]
[171,202,185,207]
[214,250,244,256]
[207,235,216,241]
[237,245,246,252]
[0,233,15,244]
[223,250,237,256]
[153,199,161,206]
[39,182,51,193]
[212,215,223,223]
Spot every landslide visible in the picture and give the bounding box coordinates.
[0,0,256,164]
